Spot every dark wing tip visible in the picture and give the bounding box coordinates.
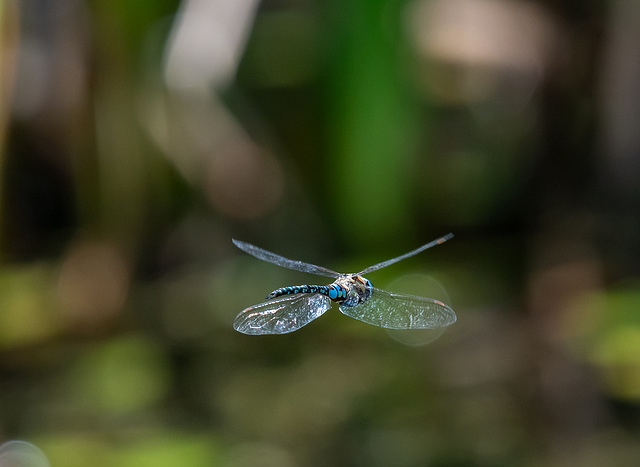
[439,232,455,243]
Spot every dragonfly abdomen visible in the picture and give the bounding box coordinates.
[266,283,347,301]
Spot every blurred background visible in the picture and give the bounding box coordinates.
[1,0,640,465]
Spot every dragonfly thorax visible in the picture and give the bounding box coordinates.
[332,274,373,307]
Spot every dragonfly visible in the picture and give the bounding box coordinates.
[232,234,457,335]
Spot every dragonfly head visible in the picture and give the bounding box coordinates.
[335,274,373,307]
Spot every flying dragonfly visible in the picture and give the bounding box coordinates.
[232,234,456,335]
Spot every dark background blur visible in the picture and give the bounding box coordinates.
[1,0,640,465]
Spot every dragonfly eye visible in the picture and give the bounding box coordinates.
[358,276,373,302]
[341,290,360,307]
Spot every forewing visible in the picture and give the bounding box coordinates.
[232,239,340,278]
[339,288,456,330]
[358,233,454,275]
[234,294,332,335]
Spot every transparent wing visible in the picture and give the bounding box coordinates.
[233,239,340,278]
[234,294,332,335]
[339,288,456,330]
[358,233,454,275]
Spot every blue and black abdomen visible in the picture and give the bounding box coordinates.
[267,283,348,301]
